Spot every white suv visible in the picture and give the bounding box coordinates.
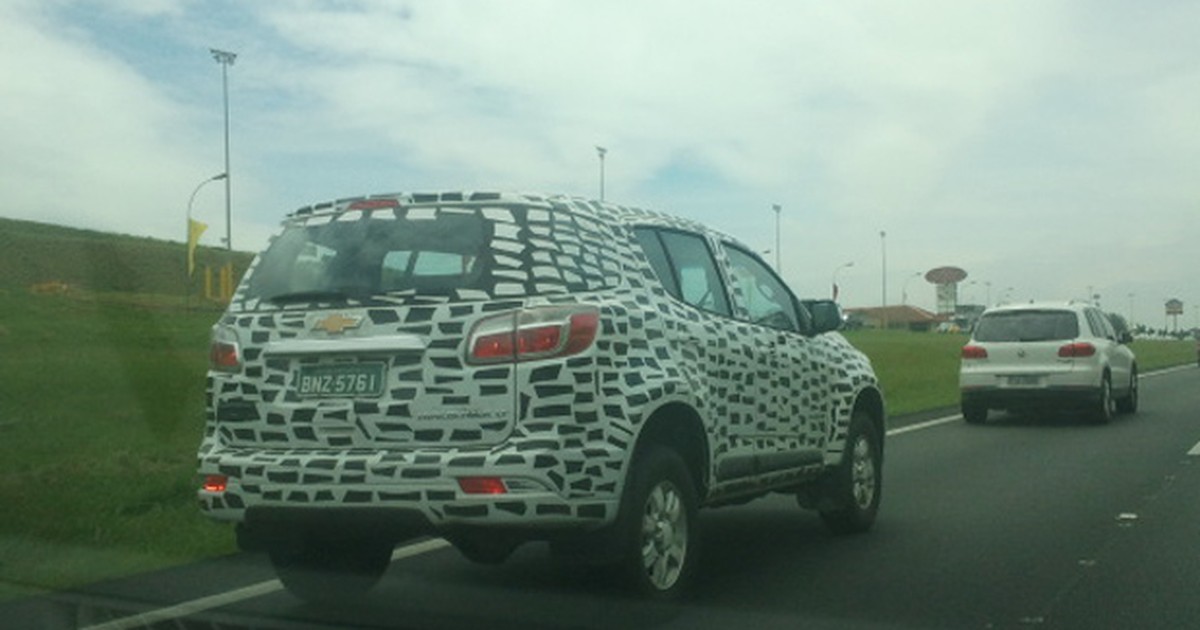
[196,191,885,601]
[959,301,1137,424]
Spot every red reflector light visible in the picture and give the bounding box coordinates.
[962,345,988,359]
[457,477,507,495]
[1058,342,1096,358]
[203,475,228,493]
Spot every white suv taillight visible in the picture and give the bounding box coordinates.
[961,345,988,359]
[209,326,243,373]
[1057,342,1096,358]
[467,305,600,365]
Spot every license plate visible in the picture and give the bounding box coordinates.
[1007,375,1041,387]
[295,363,386,398]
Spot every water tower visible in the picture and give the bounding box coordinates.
[925,266,968,316]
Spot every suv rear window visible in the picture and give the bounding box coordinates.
[973,310,1080,342]
[243,206,619,304]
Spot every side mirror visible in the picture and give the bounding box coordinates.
[807,299,844,334]
[1119,331,1133,344]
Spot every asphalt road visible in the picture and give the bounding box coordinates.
[6,365,1199,630]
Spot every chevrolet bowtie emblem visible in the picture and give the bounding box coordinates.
[313,313,363,335]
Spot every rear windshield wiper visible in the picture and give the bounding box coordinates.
[263,289,369,304]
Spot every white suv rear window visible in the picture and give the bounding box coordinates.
[973,310,1079,342]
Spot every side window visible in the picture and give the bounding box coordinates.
[654,230,731,317]
[632,228,681,299]
[1086,308,1114,339]
[723,245,800,332]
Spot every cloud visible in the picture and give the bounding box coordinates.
[0,3,206,238]
[1,0,1197,321]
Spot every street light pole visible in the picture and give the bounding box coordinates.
[596,146,607,201]
[772,204,782,272]
[211,48,237,250]
[880,230,887,328]
[832,261,854,300]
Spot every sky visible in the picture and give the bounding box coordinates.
[2,0,1197,328]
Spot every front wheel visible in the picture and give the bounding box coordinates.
[818,410,883,535]
[616,446,699,599]
[269,536,393,604]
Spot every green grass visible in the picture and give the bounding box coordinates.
[1129,338,1197,372]
[0,290,235,600]
[842,329,971,416]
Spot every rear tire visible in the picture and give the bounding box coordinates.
[269,535,393,604]
[962,401,988,425]
[1089,374,1115,425]
[818,410,883,535]
[616,445,699,599]
[1115,367,1138,414]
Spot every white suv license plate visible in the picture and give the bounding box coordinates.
[295,363,386,398]
[1006,375,1042,387]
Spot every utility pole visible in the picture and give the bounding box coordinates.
[596,146,607,201]
[880,230,888,329]
[211,48,237,250]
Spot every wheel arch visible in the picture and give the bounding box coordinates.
[852,385,887,457]
[629,401,711,499]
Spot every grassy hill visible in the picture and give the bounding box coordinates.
[0,216,254,299]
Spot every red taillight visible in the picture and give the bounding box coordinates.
[962,345,988,359]
[209,342,241,370]
[468,306,600,364]
[209,327,242,372]
[520,324,564,355]
[1058,342,1096,358]
[457,477,507,495]
[202,475,228,493]
[564,312,600,354]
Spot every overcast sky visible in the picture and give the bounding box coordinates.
[2,0,1197,327]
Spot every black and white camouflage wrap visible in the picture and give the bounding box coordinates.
[197,192,881,531]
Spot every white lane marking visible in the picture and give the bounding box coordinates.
[1188,442,1200,457]
[1142,364,1195,378]
[887,414,961,436]
[80,538,450,630]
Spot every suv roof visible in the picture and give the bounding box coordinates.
[288,190,716,233]
[984,300,1092,313]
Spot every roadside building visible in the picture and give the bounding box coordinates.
[844,305,944,331]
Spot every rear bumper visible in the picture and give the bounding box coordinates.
[960,385,1099,410]
[196,443,622,531]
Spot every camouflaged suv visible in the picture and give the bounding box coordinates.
[197,191,885,600]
